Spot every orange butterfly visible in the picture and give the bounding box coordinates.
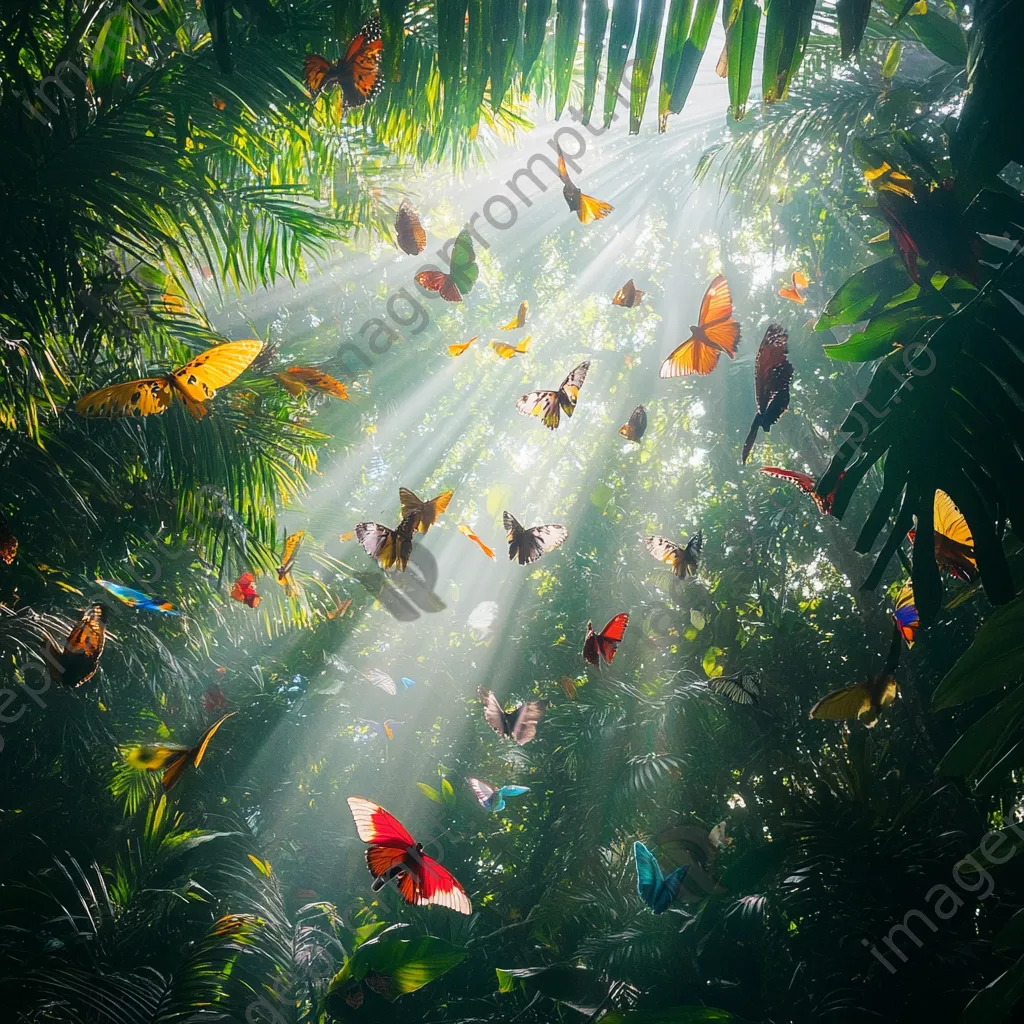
[659,276,740,377]
[395,199,426,255]
[277,531,305,596]
[612,280,644,307]
[500,301,529,330]
[305,13,384,109]
[76,340,263,420]
[556,147,613,224]
[126,712,236,791]
[492,337,531,359]
[275,367,349,400]
[458,523,495,560]
[45,604,106,688]
[230,572,261,609]
[399,487,453,534]
[449,337,477,357]
[779,271,810,304]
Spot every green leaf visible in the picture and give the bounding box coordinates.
[668,0,717,115]
[724,0,762,120]
[334,936,466,999]
[659,0,695,129]
[554,0,583,117]
[590,483,615,507]
[881,40,903,79]
[959,825,1024,874]
[417,782,443,803]
[380,0,406,83]
[437,0,469,116]
[91,12,131,95]
[932,596,1024,709]
[823,310,937,362]
[702,646,724,677]
[465,0,489,122]
[490,0,522,110]
[494,965,611,1015]
[522,0,554,82]
[814,256,913,330]
[763,0,815,103]
[441,776,455,803]
[837,0,871,59]
[899,10,968,65]
[604,0,640,128]
[997,909,1024,950]
[690,609,706,629]
[602,1008,739,1023]
[582,0,610,124]
[630,0,668,133]
[937,682,1024,780]
[960,954,1024,1023]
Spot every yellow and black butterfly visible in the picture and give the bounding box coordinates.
[809,628,901,728]
[0,509,17,564]
[556,146,613,224]
[908,490,977,582]
[612,280,644,307]
[492,337,531,359]
[515,361,589,430]
[45,604,107,688]
[76,339,263,420]
[125,712,236,791]
[276,531,305,596]
[355,513,416,571]
[619,405,648,443]
[642,530,702,578]
[399,487,453,534]
[500,301,528,330]
[274,367,349,400]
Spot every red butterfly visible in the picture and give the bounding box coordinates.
[304,13,384,109]
[582,613,629,666]
[230,572,261,608]
[741,324,793,464]
[761,467,839,516]
[346,797,472,914]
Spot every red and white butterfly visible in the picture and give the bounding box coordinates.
[304,13,384,110]
[346,797,472,914]
[582,613,629,666]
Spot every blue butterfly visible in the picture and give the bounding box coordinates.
[468,777,531,813]
[634,841,688,914]
[96,580,180,615]
[401,677,416,689]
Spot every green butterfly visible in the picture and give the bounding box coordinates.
[414,229,478,302]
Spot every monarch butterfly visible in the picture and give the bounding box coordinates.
[659,276,740,377]
[492,337,531,359]
[45,604,107,688]
[414,229,478,303]
[503,511,568,565]
[741,324,793,464]
[500,300,528,330]
[619,405,648,443]
[556,146,613,224]
[398,487,453,534]
[478,687,548,745]
[515,361,589,430]
[304,13,384,110]
[642,530,702,578]
[612,279,644,307]
[582,613,630,666]
[274,367,349,400]
[76,340,263,420]
[395,199,427,255]
[276,531,305,596]
[448,337,477,357]
[779,271,810,304]
[125,712,236,791]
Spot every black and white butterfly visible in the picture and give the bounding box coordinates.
[503,511,568,565]
[708,669,762,706]
[478,687,548,745]
[515,361,590,430]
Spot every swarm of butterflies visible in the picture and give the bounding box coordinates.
[22,10,981,921]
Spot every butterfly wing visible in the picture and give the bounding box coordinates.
[619,405,647,442]
[339,12,384,108]
[401,488,452,534]
[478,686,511,738]
[808,683,873,723]
[557,361,590,419]
[932,490,977,580]
[577,193,614,224]
[517,524,568,565]
[396,200,427,255]
[467,777,497,809]
[515,389,562,429]
[230,572,261,608]
[55,604,106,687]
[449,229,479,297]
[277,367,348,400]
[277,531,305,593]
[355,522,402,570]
[76,378,174,418]
[744,326,793,464]
[158,749,193,792]
[508,699,548,745]
[500,300,528,329]
[643,535,687,576]
[497,785,531,800]
[893,579,919,648]
[191,711,236,770]
[304,53,336,92]
[709,670,759,706]
[492,342,519,359]
[761,467,815,494]
[449,337,477,357]
[415,269,462,303]
[595,612,629,664]
[612,280,640,307]
[401,850,473,914]
[382,720,403,740]
[659,337,722,377]
[698,274,732,327]
[347,796,416,847]
[401,677,416,690]
[634,841,666,912]
[458,523,495,559]
[365,669,398,695]
[171,340,263,410]
[683,530,703,576]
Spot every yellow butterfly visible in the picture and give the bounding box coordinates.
[500,301,528,330]
[809,628,901,728]
[277,531,305,595]
[275,366,349,400]
[125,712,236,791]
[76,340,262,420]
[492,337,531,359]
[448,337,477,357]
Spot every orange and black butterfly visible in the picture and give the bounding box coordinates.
[582,613,629,666]
[0,509,17,564]
[275,367,348,400]
[642,530,702,578]
[908,490,977,582]
[809,627,901,728]
[503,511,568,565]
[612,280,644,307]
[659,276,740,377]
[125,712,236,791]
[76,340,263,420]
[492,337,530,359]
[276,531,305,596]
[46,604,107,688]
[399,487,453,534]
[760,467,839,516]
[355,513,416,571]
[304,12,384,110]
[500,301,529,330]
[619,405,647,443]
[231,572,261,609]
[515,361,589,430]
[741,324,793,465]
[778,271,810,304]
[556,146,613,224]
[395,200,426,255]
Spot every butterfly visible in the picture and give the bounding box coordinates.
[760,467,838,516]
[908,490,977,582]
[96,579,179,615]
[582,613,630,666]
[231,572,261,608]
[356,513,416,571]
[203,684,227,713]
[304,13,384,109]
[276,531,305,596]
[708,821,734,848]
[556,146,613,224]
[612,279,644,307]
[619,404,648,443]
[76,339,263,420]
[458,523,495,560]
[399,487,453,534]
[809,627,901,728]
[500,300,528,330]
[467,778,531,813]
[478,686,548,745]
[274,367,349,400]
[45,604,107,688]
[741,324,793,464]
[642,530,703,578]
[503,511,568,565]
[358,718,404,740]
[448,336,477,357]
[659,276,740,377]
[125,712,236,791]
[634,840,688,914]
[893,579,919,648]
[414,229,478,303]
[395,199,426,255]
[779,270,810,304]
[0,510,17,564]
[708,668,762,706]
[492,337,531,359]
[347,796,472,914]
[467,600,499,636]
[515,361,590,430]
[560,675,579,699]
[364,668,398,695]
